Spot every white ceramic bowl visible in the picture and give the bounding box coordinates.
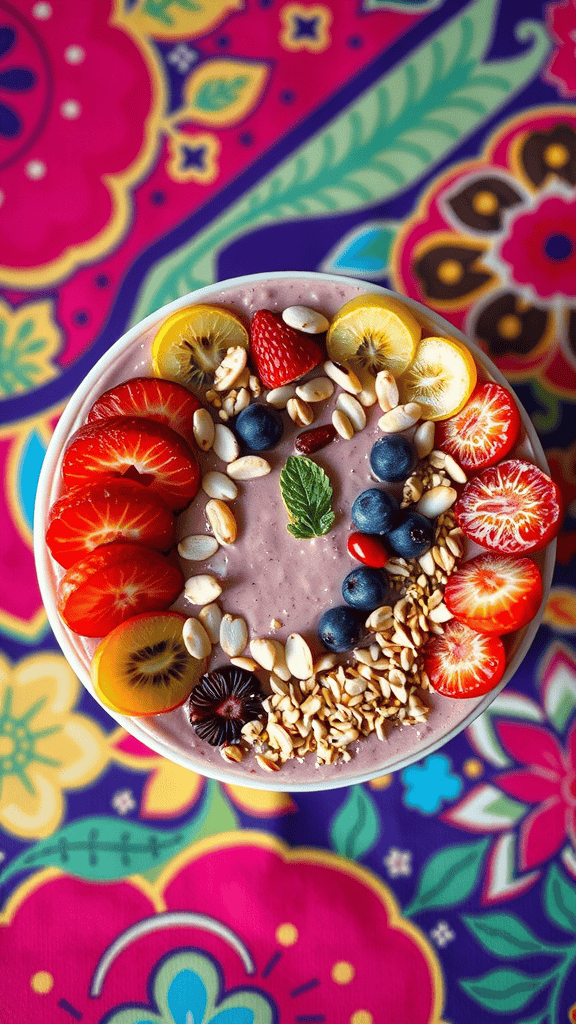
[34,272,556,791]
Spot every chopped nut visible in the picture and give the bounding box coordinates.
[214,346,248,391]
[220,743,246,763]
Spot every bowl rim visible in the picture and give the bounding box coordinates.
[34,271,556,792]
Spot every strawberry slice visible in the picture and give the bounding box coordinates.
[455,459,563,554]
[57,542,183,637]
[61,416,200,511]
[87,376,201,448]
[423,619,506,698]
[46,478,175,568]
[444,553,542,635]
[250,310,323,388]
[435,382,521,471]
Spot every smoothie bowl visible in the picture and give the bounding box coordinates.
[34,272,560,791]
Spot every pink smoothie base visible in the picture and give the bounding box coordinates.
[34,272,556,792]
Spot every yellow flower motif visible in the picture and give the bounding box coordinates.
[0,653,109,839]
[0,299,62,398]
[279,3,332,53]
[109,727,296,819]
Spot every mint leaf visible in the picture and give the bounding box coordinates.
[280,456,335,539]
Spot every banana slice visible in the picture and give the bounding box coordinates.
[326,294,421,377]
[398,335,477,421]
[152,304,249,393]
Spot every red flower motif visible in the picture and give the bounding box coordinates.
[495,719,576,871]
[0,1,157,287]
[0,836,444,1024]
[499,194,576,299]
[545,0,576,97]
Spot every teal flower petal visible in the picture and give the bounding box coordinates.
[167,968,207,1024]
[402,754,463,814]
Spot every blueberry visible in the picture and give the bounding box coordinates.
[351,488,398,535]
[342,565,390,611]
[370,435,417,483]
[386,510,435,558]
[234,404,283,451]
[318,605,364,653]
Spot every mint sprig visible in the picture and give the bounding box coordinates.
[279,455,335,540]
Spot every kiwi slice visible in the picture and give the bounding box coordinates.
[151,304,249,394]
[326,294,421,377]
[91,611,206,716]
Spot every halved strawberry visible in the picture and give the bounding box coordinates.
[250,310,323,388]
[444,553,542,635]
[423,619,506,699]
[87,376,201,448]
[61,416,200,511]
[455,459,563,554]
[57,542,183,637]
[435,382,521,471]
[46,478,175,568]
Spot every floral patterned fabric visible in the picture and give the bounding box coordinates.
[1,2,576,1022]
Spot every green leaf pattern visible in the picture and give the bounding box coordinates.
[329,786,381,859]
[131,0,550,320]
[193,76,250,112]
[405,838,490,915]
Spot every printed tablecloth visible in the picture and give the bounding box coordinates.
[1,1,576,1021]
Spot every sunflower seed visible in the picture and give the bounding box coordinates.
[178,534,220,561]
[287,396,314,426]
[184,574,222,605]
[227,455,271,480]
[375,370,400,412]
[355,366,378,407]
[192,408,216,451]
[443,452,468,483]
[332,408,354,439]
[182,617,212,660]
[285,633,314,679]
[295,377,334,403]
[416,486,457,518]
[250,638,277,671]
[414,420,435,459]
[378,402,422,432]
[269,639,291,681]
[266,385,296,409]
[219,613,248,657]
[201,471,238,501]
[206,499,237,545]
[198,601,222,643]
[336,392,366,431]
[323,360,362,394]
[282,305,330,333]
[213,423,240,463]
[231,656,259,673]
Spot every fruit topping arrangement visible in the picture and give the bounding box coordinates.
[45,292,563,773]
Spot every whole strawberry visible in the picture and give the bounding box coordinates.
[250,310,323,388]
